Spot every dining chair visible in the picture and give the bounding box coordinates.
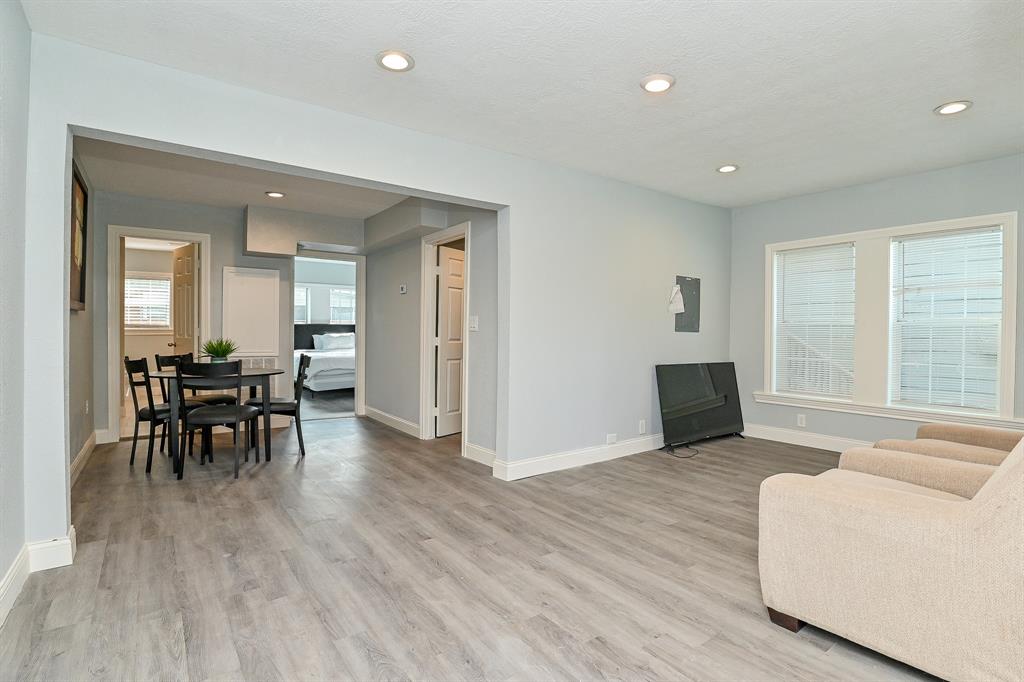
[123,356,203,473]
[246,353,312,457]
[155,352,238,405]
[176,360,260,478]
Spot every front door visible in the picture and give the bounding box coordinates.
[435,245,465,437]
[172,243,198,355]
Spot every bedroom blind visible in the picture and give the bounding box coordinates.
[329,286,355,324]
[889,226,1003,412]
[294,286,309,324]
[124,275,171,328]
[773,242,856,398]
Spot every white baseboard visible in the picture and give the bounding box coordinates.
[27,526,76,573]
[493,433,664,481]
[95,428,119,445]
[0,545,29,629]
[743,424,871,453]
[364,406,421,438]
[70,432,97,487]
[463,442,495,467]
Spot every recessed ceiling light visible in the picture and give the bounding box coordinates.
[640,73,675,93]
[377,50,414,72]
[934,100,972,116]
[265,191,285,198]
[717,164,739,174]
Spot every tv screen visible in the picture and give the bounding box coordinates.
[655,362,744,447]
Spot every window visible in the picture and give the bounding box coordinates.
[294,286,310,324]
[760,213,1017,421]
[124,273,172,330]
[329,286,355,324]
[772,242,856,398]
[890,227,1004,412]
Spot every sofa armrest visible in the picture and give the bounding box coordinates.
[839,447,996,499]
[916,422,1023,452]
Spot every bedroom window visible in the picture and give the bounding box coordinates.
[758,212,1017,421]
[124,272,172,330]
[329,286,355,324]
[771,242,856,398]
[294,286,310,324]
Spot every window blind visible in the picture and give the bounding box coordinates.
[294,287,309,324]
[890,227,1003,412]
[329,286,355,324]
[124,276,171,328]
[773,242,856,397]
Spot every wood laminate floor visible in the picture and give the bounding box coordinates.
[0,419,934,681]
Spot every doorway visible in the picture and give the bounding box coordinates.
[293,254,366,420]
[419,223,471,453]
[105,225,212,442]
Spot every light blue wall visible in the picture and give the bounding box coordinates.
[0,0,31,592]
[730,154,1024,442]
[294,259,356,324]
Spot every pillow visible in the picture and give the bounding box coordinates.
[311,334,325,350]
[320,333,355,350]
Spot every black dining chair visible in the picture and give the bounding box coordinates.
[176,360,259,478]
[246,353,311,457]
[124,356,203,473]
[155,352,237,406]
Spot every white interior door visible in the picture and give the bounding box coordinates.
[172,243,198,355]
[435,245,465,437]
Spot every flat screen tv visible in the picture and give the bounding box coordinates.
[655,362,744,447]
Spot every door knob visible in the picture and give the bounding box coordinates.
[167,342,176,347]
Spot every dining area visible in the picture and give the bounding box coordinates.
[122,346,313,479]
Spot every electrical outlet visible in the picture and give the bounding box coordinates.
[606,433,618,445]
[638,418,647,434]
[796,414,806,428]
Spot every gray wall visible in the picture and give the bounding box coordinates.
[68,158,95,460]
[730,154,1024,443]
[0,0,30,587]
[90,192,294,431]
[365,238,422,425]
[294,259,356,324]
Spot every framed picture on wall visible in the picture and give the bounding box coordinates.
[69,163,88,311]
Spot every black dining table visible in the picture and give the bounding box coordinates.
[150,366,285,479]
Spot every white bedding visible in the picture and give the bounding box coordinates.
[295,348,356,377]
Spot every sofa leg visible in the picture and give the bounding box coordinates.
[767,607,804,632]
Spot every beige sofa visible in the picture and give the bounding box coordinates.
[759,433,1023,681]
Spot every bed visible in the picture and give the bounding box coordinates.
[294,324,356,392]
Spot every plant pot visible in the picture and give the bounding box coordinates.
[210,356,229,363]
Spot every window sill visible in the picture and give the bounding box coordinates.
[125,328,173,336]
[752,391,1024,430]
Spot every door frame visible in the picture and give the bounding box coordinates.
[292,251,367,416]
[419,222,471,453]
[102,225,212,443]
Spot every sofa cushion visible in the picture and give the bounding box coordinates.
[816,468,968,501]
[875,438,1008,466]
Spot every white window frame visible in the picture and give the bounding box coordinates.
[124,270,173,335]
[328,285,356,324]
[758,212,1019,427]
[294,285,311,324]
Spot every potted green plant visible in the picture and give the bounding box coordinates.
[201,337,238,362]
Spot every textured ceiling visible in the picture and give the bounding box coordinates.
[27,0,1024,207]
[75,138,408,219]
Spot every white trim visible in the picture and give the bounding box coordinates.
[492,434,663,481]
[95,428,119,445]
[763,211,1018,416]
[419,223,472,459]
[293,251,366,416]
[106,226,212,441]
[0,546,29,629]
[463,442,496,466]
[742,423,870,453]
[753,390,1024,430]
[27,526,76,573]
[70,431,97,487]
[364,406,421,437]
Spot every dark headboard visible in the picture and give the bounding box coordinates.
[294,324,355,350]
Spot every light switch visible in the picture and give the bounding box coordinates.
[399,284,407,295]
[468,315,480,331]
